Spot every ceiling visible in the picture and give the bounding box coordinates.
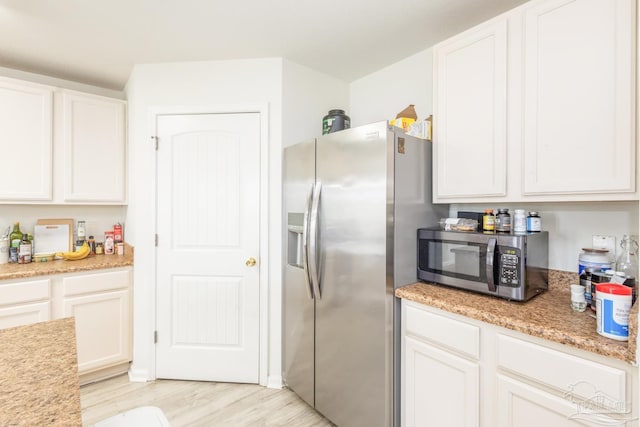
[0,0,529,91]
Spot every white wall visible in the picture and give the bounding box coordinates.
[125,58,349,387]
[0,205,125,244]
[349,47,639,273]
[349,49,434,127]
[282,59,349,146]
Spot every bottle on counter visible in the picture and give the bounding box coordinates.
[95,242,104,255]
[526,212,542,232]
[9,222,22,263]
[27,233,34,256]
[77,220,86,243]
[18,233,31,264]
[615,235,638,302]
[104,231,115,255]
[513,209,527,233]
[495,208,511,233]
[88,235,96,255]
[482,209,495,232]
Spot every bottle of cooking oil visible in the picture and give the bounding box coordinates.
[9,222,22,263]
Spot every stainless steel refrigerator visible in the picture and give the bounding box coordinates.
[283,121,447,427]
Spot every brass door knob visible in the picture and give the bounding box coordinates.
[246,257,257,267]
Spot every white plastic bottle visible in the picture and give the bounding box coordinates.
[513,209,527,233]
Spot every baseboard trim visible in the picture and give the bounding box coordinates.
[128,367,151,382]
[267,375,283,389]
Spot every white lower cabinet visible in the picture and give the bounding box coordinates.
[0,268,132,384]
[59,269,132,382]
[404,336,479,427]
[0,278,51,328]
[401,300,638,427]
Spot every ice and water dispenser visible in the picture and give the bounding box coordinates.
[287,212,304,268]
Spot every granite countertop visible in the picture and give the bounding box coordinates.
[0,243,133,280]
[0,317,82,426]
[396,270,637,364]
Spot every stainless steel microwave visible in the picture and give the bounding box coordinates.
[417,229,549,301]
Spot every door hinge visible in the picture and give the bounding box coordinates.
[154,330,158,344]
[151,136,158,150]
[155,234,158,247]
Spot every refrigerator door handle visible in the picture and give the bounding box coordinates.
[301,183,314,300]
[308,181,322,299]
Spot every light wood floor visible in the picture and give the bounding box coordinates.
[80,375,334,426]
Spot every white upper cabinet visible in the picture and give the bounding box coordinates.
[0,76,127,205]
[0,77,53,201]
[434,18,508,199]
[61,91,126,203]
[522,0,635,195]
[433,0,637,202]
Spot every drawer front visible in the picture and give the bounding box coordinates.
[404,301,480,360]
[63,269,131,296]
[0,278,50,305]
[497,334,627,408]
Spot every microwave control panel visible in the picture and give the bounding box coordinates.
[498,247,521,287]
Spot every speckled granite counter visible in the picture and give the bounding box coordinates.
[0,317,82,426]
[0,243,133,280]
[396,270,637,364]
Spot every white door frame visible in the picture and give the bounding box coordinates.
[147,104,270,386]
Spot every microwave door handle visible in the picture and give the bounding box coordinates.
[486,238,497,292]
[301,183,314,300]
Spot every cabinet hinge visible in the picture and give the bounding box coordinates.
[151,136,158,150]
[154,331,158,343]
[155,234,158,247]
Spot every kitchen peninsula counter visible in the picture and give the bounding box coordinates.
[396,270,637,364]
[0,243,133,280]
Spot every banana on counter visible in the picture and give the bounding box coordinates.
[56,241,91,261]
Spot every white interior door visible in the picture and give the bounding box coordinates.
[155,112,261,383]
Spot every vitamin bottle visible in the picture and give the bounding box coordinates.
[483,209,495,232]
[495,208,511,233]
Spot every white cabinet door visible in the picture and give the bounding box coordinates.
[521,0,635,195]
[61,269,131,374]
[433,18,508,199]
[403,335,479,427]
[0,277,51,329]
[0,77,53,201]
[497,374,629,427]
[0,302,50,329]
[62,90,126,203]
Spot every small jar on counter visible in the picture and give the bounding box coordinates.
[482,209,495,232]
[495,208,511,233]
[526,211,542,232]
[95,242,104,255]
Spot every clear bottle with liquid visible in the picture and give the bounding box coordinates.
[615,235,638,301]
[77,220,86,242]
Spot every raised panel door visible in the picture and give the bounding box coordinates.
[403,335,479,427]
[433,18,508,199]
[522,0,635,195]
[0,77,53,201]
[62,90,126,203]
[63,289,131,374]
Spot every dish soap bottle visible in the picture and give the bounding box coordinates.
[615,235,638,302]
